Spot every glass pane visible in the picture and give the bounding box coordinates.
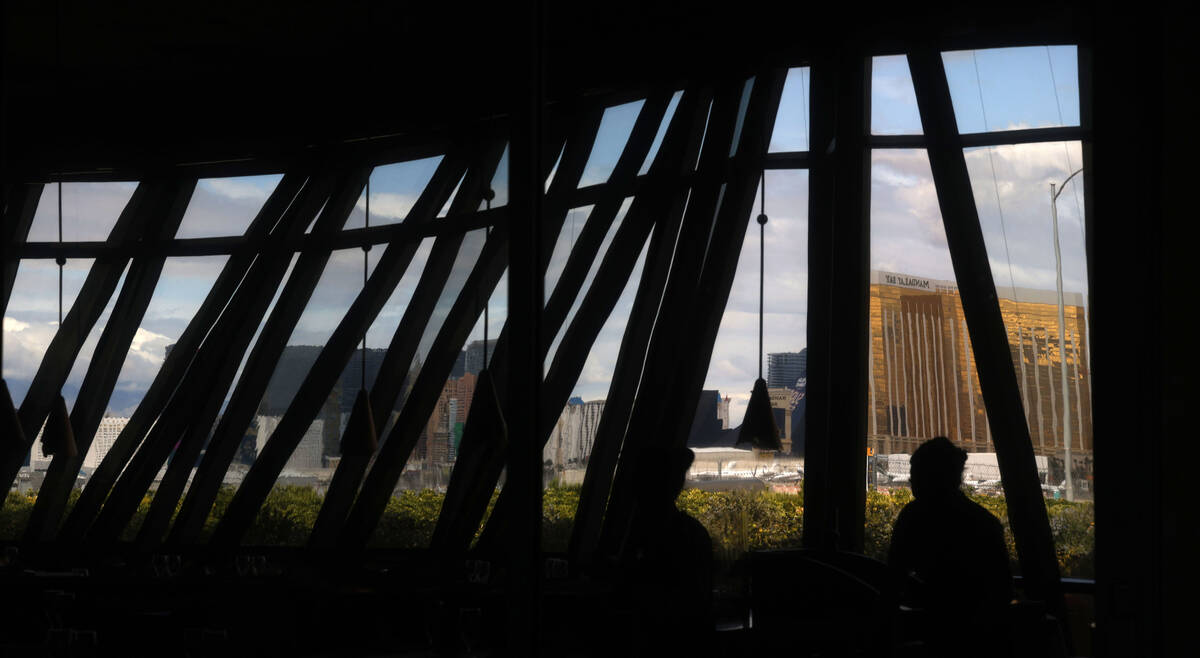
[579,100,645,187]
[684,171,808,621]
[370,230,505,549]
[729,77,756,157]
[543,206,593,303]
[638,90,684,175]
[943,46,1080,134]
[700,171,806,465]
[545,199,632,368]
[438,171,467,218]
[240,248,380,545]
[541,214,651,552]
[872,55,923,135]
[864,146,1089,578]
[963,141,1091,576]
[178,175,284,238]
[769,67,811,152]
[344,156,444,230]
[75,256,229,473]
[357,238,435,438]
[28,182,138,242]
[3,258,97,408]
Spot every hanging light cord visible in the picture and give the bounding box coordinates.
[757,172,767,380]
[362,178,370,390]
[57,181,65,325]
[483,190,493,367]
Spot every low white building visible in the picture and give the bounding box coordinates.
[543,399,605,469]
[255,415,325,472]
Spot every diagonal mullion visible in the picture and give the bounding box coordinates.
[160,174,362,545]
[57,173,312,541]
[23,177,197,543]
[467,93,694,549]
[135,170,373,547]
[597,82,745,555]
[538,97,671,351]
[907,48,1065,616]
[334,221,511,551]
[211,144,506,549]
[321,124,585,550]
[431,100,666,551]
[0,182,161,504]
[137,164,435,549]
[200,153,465,549]
[657,71,787,462]
[2,184,43,312]
[568,90,711,562]
[304,147,494,549]
[88,168,367,545]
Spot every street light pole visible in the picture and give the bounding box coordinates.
[1050,168,1083,501]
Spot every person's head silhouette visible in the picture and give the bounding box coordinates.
[635,444,695,507]
[909,436,967,500]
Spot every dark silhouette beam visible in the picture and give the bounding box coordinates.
[57,173,312,541]
[0,182,159,503]
[23,177,196,544]
[907,46,1065,620]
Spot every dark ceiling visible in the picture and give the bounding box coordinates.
[2,1,1090,180]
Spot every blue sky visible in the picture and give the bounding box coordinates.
[3,46,1086,431]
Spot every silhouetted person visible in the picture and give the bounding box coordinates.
[619,445,713,657]
[889,437,1014,657]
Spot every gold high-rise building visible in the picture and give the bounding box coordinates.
[867,271,1092,461]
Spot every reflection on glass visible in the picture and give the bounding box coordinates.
[769,67,811,151]
[27,183,138,242]
[177,175,284,238]
[871,55,923,135]
[942,46,1080,134]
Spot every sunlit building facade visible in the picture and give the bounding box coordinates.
[867,270,1092,461]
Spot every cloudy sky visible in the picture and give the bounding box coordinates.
[3,46,1084,430]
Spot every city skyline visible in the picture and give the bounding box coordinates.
[3,47,1086,458]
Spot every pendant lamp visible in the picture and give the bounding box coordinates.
[342,177,379,457]
[41,181,78,458]
[737,173,781,451]
[469,188,506,448]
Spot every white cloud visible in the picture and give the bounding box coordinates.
[204,178,273,202]
[356,192,419,221]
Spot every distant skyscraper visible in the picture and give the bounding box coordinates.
[83,416,129,470]
[768,350,807,389]
[463,339,498,376]
[867,270,1092,460]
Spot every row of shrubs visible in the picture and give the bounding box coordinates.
[2,485,1094,578]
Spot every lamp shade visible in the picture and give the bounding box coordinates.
[340,389,378,457]
[42,393,77,458]
[737,377,780,451]
[2,380,26,447]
